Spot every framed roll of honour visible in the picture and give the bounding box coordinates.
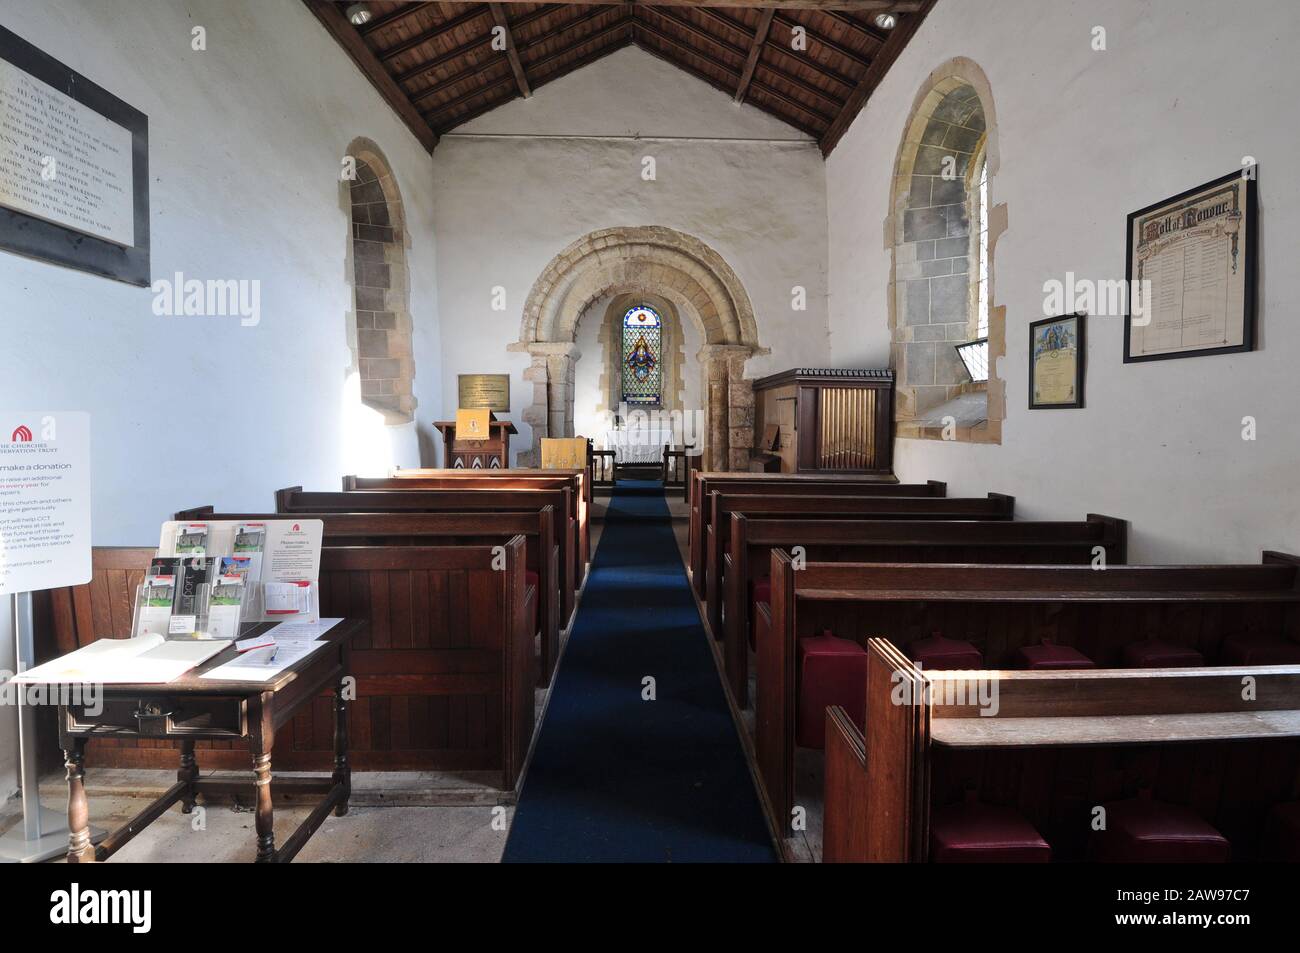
[1029,312,1085,409]
[1124,169,1257,363]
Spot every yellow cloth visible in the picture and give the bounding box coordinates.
[540,437,587,469]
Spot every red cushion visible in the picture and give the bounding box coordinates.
[797,634,867,749]
[1015,642,1095,670]
[1090,799,1230,863]
[1122,640,1204,668]
[525,570,539,636]
[909,635,983,671]
[1220,633,1300,665]
[930,802,1051,863]
[1263,802,1300,862]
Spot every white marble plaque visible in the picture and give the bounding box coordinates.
[0,56,134,246]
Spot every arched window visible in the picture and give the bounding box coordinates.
[345,138,415,423]
[888,62,1002,443]
[958,152,991,382]
[621,305,662,406]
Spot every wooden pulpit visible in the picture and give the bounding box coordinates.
[435,413,517,469]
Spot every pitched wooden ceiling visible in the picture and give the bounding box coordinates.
[304,1,935,155]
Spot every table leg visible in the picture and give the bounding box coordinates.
[333,677,351,817]
[252,743,274,862]
[178,739,199,814]
[64,738,94,864]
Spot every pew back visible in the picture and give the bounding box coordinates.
[689,478,943,588]
[276,486,578,624]
[825,639,1300,862]
[758,550,1300,828]
[172,508,561,686]
[720,514,1126,705]
[42,542,537,788]
[700,491,1015,614]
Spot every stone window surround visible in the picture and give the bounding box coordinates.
[595,292,688,419]
[885,58,1007,445]
[345,137,417,425]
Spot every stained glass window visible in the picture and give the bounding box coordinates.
[621,305,662,406]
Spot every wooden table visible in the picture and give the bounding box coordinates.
[58,619,362,863]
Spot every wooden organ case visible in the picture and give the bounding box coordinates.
[751,368,894,476]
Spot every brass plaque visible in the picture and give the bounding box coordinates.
[458,373,510,412]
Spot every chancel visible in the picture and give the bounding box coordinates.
[1,0,1298,894]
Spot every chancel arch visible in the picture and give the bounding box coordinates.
[512,226,765,470]
[887,58,1006,444]
[344,137,416,424]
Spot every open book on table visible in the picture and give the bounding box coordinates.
[9,634,230,685]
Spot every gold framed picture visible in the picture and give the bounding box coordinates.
[1029,312,1085,409]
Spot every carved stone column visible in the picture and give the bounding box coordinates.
[517,342,581,467]
[697,344,755,472]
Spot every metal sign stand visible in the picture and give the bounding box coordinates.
[0,592,102,862]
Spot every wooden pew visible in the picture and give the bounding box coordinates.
[39,540,537,790]
[702,492,1015,636]
[721,513,1126,705]
[174,508,561,687]
[689,477,947,595]
[825,639,1300,862]
[275,485,578,626]
[345,470,590,590]
[757,550,1300,829]
[688,469,902,506]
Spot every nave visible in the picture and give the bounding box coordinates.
[504,481,774,862]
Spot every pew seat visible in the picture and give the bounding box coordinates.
[909,634,982,671]
[930,801,1051,864]
[1122,640,1206,668]
[1090,797,1230,863]
[1015,641,1095,670]
[797,633,867,749]
[1221,633,1300,665]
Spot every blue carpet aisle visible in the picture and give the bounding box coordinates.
[503,480,778,862]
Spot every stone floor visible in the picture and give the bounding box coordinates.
[0,484,706,864]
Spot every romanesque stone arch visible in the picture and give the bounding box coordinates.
[511,226,764,470]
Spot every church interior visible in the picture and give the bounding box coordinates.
[2,0,1299,884]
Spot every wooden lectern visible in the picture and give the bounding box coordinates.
[435,413,517,469]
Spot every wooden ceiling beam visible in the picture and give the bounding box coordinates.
[820,10,890,46]
[736,9,775,103]
[633,38,822,138]
[426,16,634,123]
[771,13,871,69]
[634,19,833,127]
[819,0,935,155]
[378,6,489,63]
[490,1,922,9]
[643,5,838,106]
[413,5,617,105]
[358,2,432,36]
[395,4,557,86]
[489,3,532,97]
[695,7,859,90]
[302,0,437,151]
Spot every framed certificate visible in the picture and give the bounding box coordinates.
[1029,312,1085,409]
[1124,169,1257,363]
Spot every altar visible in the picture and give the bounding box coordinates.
[604,427,675,465]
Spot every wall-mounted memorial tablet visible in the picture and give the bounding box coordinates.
[1124,168,1257,363]
[0,25,149,285]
